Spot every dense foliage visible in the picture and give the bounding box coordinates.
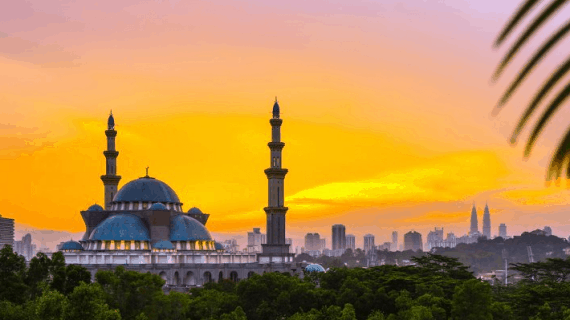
[3,245,570,319]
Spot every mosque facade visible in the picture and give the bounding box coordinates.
[60,100,301,289]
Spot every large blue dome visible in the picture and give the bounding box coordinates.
[305,264,326,273]
[153,240,174,250]
[114,177,181,204]
[170,215,212,241]
[90,213,150,241]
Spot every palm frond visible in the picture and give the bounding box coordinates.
[494,0,570,182]
[510,56,570,144]
[494,0,568,79]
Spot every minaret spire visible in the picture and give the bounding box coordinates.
[101,111,121,210]
[261,98,291,263]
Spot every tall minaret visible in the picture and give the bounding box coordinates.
[100,111,121,210]
[261,98,290,259]
[470,203,478,235]
[483,203,491,239]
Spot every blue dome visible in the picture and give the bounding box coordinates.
[150,203,167,210]
[114,177,181,204]
[153,240,174,250]
[87,204,104,212]
[170,215,212,241]
[305,264,326,273]
[90,214,150,241]
[188,207,203,214]
[214,242,224,251]
[60,241,83,251]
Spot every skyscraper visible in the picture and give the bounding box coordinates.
[404,231,422,251]
[483,203,491,239]
[470,203,478,235]
[304,233,321,251]
[345,234,356,251]
[247,228,266,253]
[363,234,375,253]
[0,214,14,250]
[332,224,346,251]
[499,223,507,238]
[261,99,291,261]
[391,231,398,251]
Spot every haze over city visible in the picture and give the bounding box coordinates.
[3,0,570,250]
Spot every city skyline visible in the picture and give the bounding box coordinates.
[4,0,570,249]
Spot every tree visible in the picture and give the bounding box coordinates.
[35,289,69,320]
[63,282,121,320]
[451,279,493,320]
[49,252,67,293]
[64,264,92,295]
[26,252,52,299]
[0,245,28,304]
[220,306,248,320]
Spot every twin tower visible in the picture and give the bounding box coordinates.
[470,203,491,239]
[100,100,292,262]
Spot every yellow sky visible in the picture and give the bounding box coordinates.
[3,0,570,248]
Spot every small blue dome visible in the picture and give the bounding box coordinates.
[90,214,150,241]
[153,240,174,250]
[214,242,224,251]
[188,207,203,214]
[114,177,181,204]
[150,203,167,210]
[305,264,326,273]
[87,204,104,212]
[170,215,212,241]
[60,241,83,251]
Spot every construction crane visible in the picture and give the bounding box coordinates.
[527,246,534,263]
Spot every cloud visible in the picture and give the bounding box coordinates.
[0,124,54,158]
[0,36,80,67]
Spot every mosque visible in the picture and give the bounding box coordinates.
[59,100,301,288]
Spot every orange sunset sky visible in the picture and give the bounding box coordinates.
[2,0,570,249]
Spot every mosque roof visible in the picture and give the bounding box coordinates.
[60,241,84,251]
[170,215,212,241]
[150,203,168,210]
[214,242,224,251]
[87,204,104,212]
[272,99,280,118]
[108,112,115,129]
[90,213,150,241]
[305,264,326,273]
[114,177,181,204]
[153,240,174,250]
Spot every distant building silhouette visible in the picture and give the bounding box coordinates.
[499,223,507,238]
[345,234,356,251]
[304,233,322,251]
[247,228,266,253]
[332,224,346,251]
[14,233,35,261]
[391,231,398,251]
[426,227,444,250]
[483,203,491,239]
[363,234,375,253]
[0,214,14,250]
[470,203,478,235]
[404,231,422,251]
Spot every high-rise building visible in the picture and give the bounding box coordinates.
[470,203,478,235]
[499,223,507,238]
[304,233,321,251]
[0,214,14,250]
[483,203,491,239]
[391,231,398,251]
[15,233,35,261]
[426,227,444,250]
[544,226,552,236]
[247,228,266,253]
[260,99,292,262]
[286,238,294,253]
[346,234,356,251]
[332,224,346,251]
[404,231,423,251]
[363,234,375,253]
[320,238,326,250]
